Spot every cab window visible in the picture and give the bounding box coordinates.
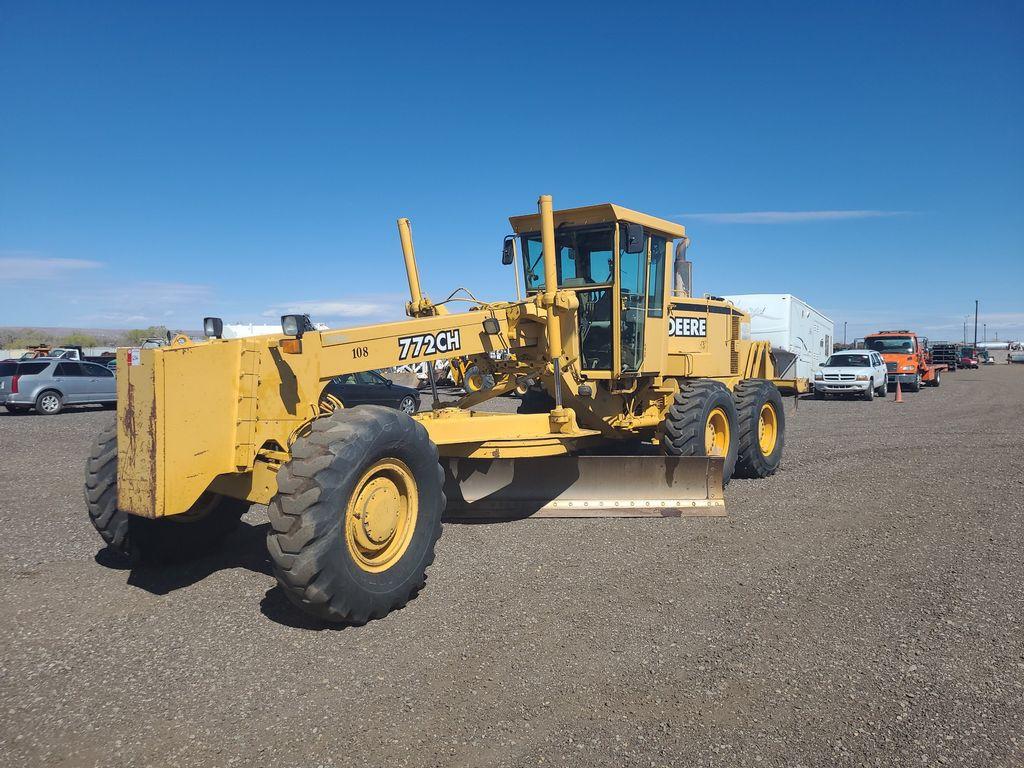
[647,236,666,317]
[521,226,614,291]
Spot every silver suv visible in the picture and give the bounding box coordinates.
[0,359,116,415]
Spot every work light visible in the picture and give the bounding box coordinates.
[203,317,223,339]
[281,314,305,338]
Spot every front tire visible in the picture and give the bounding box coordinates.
[733,379,785,479]
[398,395,418,414]
[84,425,248,562]
[660,380,739,483]
[267,406,444,624]
[863,381,875,401]
[36,390,63,415]
[907,375,921,393]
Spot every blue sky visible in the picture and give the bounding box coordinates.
[1,1,1022,342]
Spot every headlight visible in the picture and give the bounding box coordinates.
[902,365,915,371]
[281,314,306,338]
[855,375,869,381]
[814,373,823,380]
[203,317,223,339]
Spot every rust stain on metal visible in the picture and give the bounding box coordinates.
[148,395,157,517]
[121,380,136,453]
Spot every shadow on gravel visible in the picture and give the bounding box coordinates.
[2,405,114,417]
[258,585,354,631]
[94,520,273,594]
[93,520,353,630]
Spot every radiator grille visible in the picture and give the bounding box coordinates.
[730,316,741,374]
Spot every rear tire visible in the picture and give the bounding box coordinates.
[930,371,941,387]
[660,380,739,483]
[36,390,63,415]
[84,425,248,562]
[876,381,888,397]
[267,406,444,624]
[462,364,495,394]
[733,379,785,479]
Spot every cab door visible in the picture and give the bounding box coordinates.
[614,225,649,375]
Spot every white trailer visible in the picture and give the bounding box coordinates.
[722,294,834,380]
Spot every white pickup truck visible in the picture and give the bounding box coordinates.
[813,350,889,401]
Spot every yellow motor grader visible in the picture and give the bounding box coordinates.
[85,195,800,623]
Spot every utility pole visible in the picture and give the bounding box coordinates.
[973,300,979,351]
[844,321,847,346]
[963,318,968,345]
[984,323,987,343]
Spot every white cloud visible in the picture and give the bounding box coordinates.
[262,298,400,321]
[72,281,215,327]
[823,309,1024,343]
[677,210,911,224]
[0,254,103,281]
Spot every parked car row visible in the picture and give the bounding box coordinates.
[814,330,997,402]
[813,351,890,401]
[0,359,117,414]
[1,354,418,417]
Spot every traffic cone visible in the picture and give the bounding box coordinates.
[895,380,903,403]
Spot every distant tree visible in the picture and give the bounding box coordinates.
[61,332,101,348]
[123,326,169,345]
[10,330,50,349]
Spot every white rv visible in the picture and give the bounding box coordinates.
[722,294,834,380]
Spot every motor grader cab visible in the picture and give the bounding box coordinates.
[85,195,793,625]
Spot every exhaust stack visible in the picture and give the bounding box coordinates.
[673,236,692,297]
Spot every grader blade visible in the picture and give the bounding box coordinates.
[441,455,725,520]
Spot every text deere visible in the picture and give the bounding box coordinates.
[668,317,707,338]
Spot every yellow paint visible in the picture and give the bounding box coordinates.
[704,407,731,457]
[344,458,418,573]
[758,402,778,455]
[116,195,801,519]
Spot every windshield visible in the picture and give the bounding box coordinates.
[825,354,871,367]
[867,337,915,354]
[521,225,614,292]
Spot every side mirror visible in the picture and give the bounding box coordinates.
[623,223,645,254]
[384,378,393,387]
[501,236,516,266]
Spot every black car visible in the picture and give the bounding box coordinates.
[320,371,419,414]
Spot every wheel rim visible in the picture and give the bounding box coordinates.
[704,407,731,457]
[466,373,482,392]
[344,458,418,573]
[41,395,59,412]
[400,397,416,414]
[757,402,778,455]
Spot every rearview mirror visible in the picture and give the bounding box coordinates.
[501,236,516,266]
[623,223,645,254]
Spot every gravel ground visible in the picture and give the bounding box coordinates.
[1,366,1022,768]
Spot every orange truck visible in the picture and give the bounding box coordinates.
[864,330,945,392]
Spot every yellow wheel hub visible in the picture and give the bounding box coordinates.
[758,402,778,456]
[345,459,418,573]
[466,373,482,392]
[704,407,731,457]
